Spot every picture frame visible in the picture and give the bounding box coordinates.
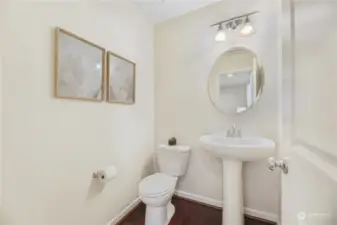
[54,27,105,102]
[106,51,136,104]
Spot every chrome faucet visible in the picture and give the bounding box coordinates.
[226,124,242,138]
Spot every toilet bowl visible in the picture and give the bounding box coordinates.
[138,145,191,225]
[139,173,178,225]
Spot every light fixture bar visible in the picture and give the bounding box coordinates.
[210,11,260,27]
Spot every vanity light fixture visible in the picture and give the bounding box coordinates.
[211,11,259,42]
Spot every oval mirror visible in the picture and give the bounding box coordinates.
[208,47,264,114]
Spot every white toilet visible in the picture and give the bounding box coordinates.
[138,144,190,225]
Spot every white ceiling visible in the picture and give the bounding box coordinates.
[132,0,220,23]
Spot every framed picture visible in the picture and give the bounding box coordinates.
[107,51,136,104]
[55,27,105,101]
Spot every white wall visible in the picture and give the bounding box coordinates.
[155,0,280,217]
[2,1,154,225]
[0,0,6,216]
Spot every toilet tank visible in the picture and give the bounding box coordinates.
[157,144,191,177]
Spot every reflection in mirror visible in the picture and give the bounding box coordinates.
[208,47,264,114]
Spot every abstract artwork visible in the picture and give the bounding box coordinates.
[55,28,105,101]
[107,51,136,104]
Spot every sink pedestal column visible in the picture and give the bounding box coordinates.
[222,159,244,225]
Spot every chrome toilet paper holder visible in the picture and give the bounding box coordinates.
[93,172,107,179]
[92,165,117,181]
[92,172,99,179]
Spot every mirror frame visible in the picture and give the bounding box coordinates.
[207,46,265,115]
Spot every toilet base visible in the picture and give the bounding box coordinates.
[166,202,175,225]
[145,202,175,225]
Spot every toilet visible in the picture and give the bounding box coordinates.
[138,144,191,225]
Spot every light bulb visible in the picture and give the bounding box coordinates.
[215,24,226,42]
[241,17,256,37]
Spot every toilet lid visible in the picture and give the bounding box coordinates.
[139,173,177,197]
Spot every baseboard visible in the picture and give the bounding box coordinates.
[174,190,223,208]
[106,197,141,225]
[245,207,279,224]
[174,190,279,223]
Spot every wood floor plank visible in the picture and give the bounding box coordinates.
[118,197,276,225]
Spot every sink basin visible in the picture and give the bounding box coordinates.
[200,134,276,161]
[199,133,276,225]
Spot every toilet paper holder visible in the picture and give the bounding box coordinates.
[92,172,99,179]
[93,172,106,179]
[92,165,117,181]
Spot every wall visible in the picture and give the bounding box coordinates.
[155,0,280,217]
[2,1,154,225]
[0,0,6,215]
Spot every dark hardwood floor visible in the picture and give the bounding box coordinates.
[118,197,276,225]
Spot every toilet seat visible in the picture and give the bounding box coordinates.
[139,173,177,198]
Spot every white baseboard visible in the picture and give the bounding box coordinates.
[174,190,223,208]
[245,207,279,223]
[106,197,141,225]
[174,190,279,223]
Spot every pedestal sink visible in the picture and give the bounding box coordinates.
[199,134,275,225]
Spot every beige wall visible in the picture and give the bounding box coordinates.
[2,1,154,225]
[155,0,280,217]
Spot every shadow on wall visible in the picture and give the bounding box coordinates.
[86,179,105,200]
[141,154,155,179]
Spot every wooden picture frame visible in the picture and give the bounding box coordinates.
[106,51,136,104]
[55,27,105,102]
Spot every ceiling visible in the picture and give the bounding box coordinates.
[132,0,220,24]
